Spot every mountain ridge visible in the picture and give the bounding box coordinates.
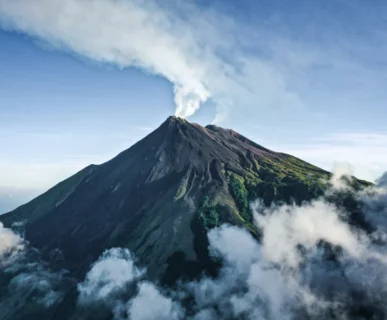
[0,116,376,320]
[0,116,364,284]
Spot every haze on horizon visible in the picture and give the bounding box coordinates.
[1,0,387,212]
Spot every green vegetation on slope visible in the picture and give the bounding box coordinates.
[221,154,331,224]
[227,172,252,222]
[198,196,220,231]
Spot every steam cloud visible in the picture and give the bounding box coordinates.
[0,0,210,118]
[0,0,299,121]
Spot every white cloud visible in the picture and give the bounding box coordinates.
[20,174,383,318]
[252,199,364,268]
[78,248,145,305]
[180,177,387,319]
[207,224,259,271]
[77,248,184,320]
[184,225,322,319]
[0,222,23,257]
[115,282,184,320]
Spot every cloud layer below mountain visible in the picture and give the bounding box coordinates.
[72,170,387,319]
[1,168,387,319]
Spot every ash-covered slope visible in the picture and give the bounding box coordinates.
[1,116,333,283]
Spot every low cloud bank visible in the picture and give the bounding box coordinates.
[0,224,69,311]
[183,171,387,319]
[72,171,387,319]
[77,248,184,319]
[2,170,387,319]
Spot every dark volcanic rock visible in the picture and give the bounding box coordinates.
[1,116,333,282]
[1,116,375,320]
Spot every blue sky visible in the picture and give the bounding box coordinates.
[0,0,387,212]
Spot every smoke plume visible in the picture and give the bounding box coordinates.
[0,0,299,122]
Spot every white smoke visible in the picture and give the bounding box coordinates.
[0,0,210,118]
[0,0,299,121]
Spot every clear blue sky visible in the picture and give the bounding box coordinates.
[1,0,387,212]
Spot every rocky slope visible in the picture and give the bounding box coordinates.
[0,116,372,319]
[1,116,337,281]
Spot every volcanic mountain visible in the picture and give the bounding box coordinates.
[1,116,375,320]
[1,116,355,281]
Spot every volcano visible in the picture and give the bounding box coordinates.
[0,116,375,320]
[1,116,335,281]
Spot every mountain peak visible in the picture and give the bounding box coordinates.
[1,116,333,289]
[164,115,188,125]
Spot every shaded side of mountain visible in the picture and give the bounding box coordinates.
[0,116,368,287]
